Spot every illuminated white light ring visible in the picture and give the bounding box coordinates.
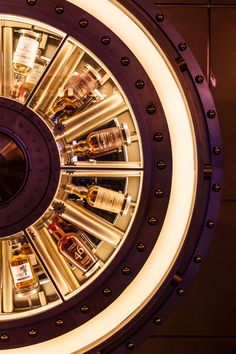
[2,0,197,352]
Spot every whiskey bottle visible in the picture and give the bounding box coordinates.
[23,55,47,100]
[10,29,41,99]
[49,64,102,122]
[48,216,100,277]
[66,123,131,158]
[65,183,131,216]
[8,240,39,294]
[21,242,44,276]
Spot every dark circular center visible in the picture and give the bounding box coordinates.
[0,132,27,204]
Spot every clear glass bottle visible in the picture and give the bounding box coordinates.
[10,29,41,99]
[65,183,131,215]
[23,55,47,100]
[49,64,101,122]
[8,240,39,294]
[66,123,131,158]
[48,216,100,277]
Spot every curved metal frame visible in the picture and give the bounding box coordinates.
[0,0,222,351]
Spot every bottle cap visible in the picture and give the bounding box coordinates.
[121,122,131,145]
[18,29,42,41]
[121,193,132,216]
[85,64,102,83]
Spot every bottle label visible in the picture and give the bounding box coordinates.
[60,235,95,272]
[93,187,124,213]
[94,127,123,153]
[10,262,34,284]
[28,253,38,266]
[25,62,45,85]
[13,36,39,69]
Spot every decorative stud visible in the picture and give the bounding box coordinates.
[178,42,187,51]
[53,202,65,214]
[146,104,156,115]
[137,243,146,252]
[156,160,166,170]
[126,342,135,350]
[28,329,37,337]
[156,13,164,22]
[26,0,37,5]
[213,146,221,155]
[193,255,202,264]
[55,4,64,14]
[103,287,112,296]
[153,317,161,325]
[79,18,88,28]
[121,57,130,66]
[212,183,221,192]
[176,288,184,296]
[135,80,145,89]
[148,216,158,225]
[54,123,65,135]
[101,36,111,45]
[206,220,214,229]
[195,75,204,84]
[155,189,164,198]
[55,319,64,327]
[122,266,131,275]
[154,132,163,142]
[0,334,9,342]
[207,110,216,119]
[81,305,89,313]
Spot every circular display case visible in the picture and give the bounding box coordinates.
[0,0,222,353]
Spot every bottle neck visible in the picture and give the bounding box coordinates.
[48,221,65,241]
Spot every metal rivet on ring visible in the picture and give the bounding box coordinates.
[207,110,216,119]
[101,36,111,45]
[79,18,88,28]
[153,317,161,325]
[154,132,163,142]
[206,220,215,229]
[103,287,112,296]
[146,104,156,115]
[213,146,221,155]
[176,288,184,296]
[28,329,37,337]
[135,80,145,89]
[137,242,146,252]
[120,57,130,66]
[193,255,202,264]
[81,305,89,313]
[55,319,64,327]
[155,189,164,198]
[148,216,158,225]
[126,342,135,350]
[156,13,164,22]
[156,160,166,170]
[0,334,9,342]
[55,4,64,14]
[212,183,221,192]
[195,75,204,84]
[122,266,131,275]
[26,0,37,5]
[178,42,187,51]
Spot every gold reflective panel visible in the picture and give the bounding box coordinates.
[0,16,143,318]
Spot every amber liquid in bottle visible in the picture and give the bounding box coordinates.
[21,243,43,276]
[48,217,99,276]
[9,241,38,294]
[67,123,131,158]
[50,64,101,122]
[65,184,131,215]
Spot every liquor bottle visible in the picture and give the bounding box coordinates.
[65,123,131,158]
[21,242,44,276]
[10,29,41,99]
[23,55,47,100]
[65,183,131,216]
[48,216,100,277]
[49,64,102,122]
[8,240,39,294]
